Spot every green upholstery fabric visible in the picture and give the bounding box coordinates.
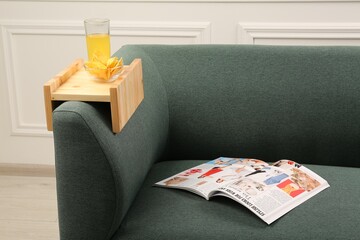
[115,45,360,167]
[112,160,359,240]
[54,103,117,240]
[52,45,360,240]
[54,45,169,240]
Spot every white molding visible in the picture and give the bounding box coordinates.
[238,23,360,44]
[0,163,55,177]
[0,20,211,137]
[110,21,211,44]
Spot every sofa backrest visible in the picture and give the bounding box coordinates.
[126,45,360,167]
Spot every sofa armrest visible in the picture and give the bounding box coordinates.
[53,46,169,240]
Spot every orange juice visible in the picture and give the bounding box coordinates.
[86,34,110,60]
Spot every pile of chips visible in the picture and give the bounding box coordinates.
[85,52,123,81]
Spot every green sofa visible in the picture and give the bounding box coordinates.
[53,45,360,240]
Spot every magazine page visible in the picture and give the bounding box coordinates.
[215,160,330,224]
[155,157,264,199]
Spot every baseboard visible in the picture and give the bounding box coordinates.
[0,163,55,177]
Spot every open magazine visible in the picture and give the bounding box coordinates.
[155,157,330,224]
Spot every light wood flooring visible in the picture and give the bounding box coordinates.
[0,166,59,240]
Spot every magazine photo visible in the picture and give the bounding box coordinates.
[155,157,330,224]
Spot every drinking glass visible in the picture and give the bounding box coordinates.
[84,18,110,61]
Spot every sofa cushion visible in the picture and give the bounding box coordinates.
[112,160,359,240]
[124,45,360,168]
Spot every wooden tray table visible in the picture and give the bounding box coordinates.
[44,58,144,133]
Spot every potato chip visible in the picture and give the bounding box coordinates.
[91,51,108,65]
[107,57,118,68]
[86,61,106,69]
[85,55,124,81]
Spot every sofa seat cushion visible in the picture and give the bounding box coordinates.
[112,160,359,240]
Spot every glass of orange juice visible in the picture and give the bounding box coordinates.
[84,18,110,61]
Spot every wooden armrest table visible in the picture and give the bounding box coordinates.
[44,58,144,133]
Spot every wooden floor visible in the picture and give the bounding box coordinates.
[0,168,59,240]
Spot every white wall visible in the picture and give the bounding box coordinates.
[2,0,360,165]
